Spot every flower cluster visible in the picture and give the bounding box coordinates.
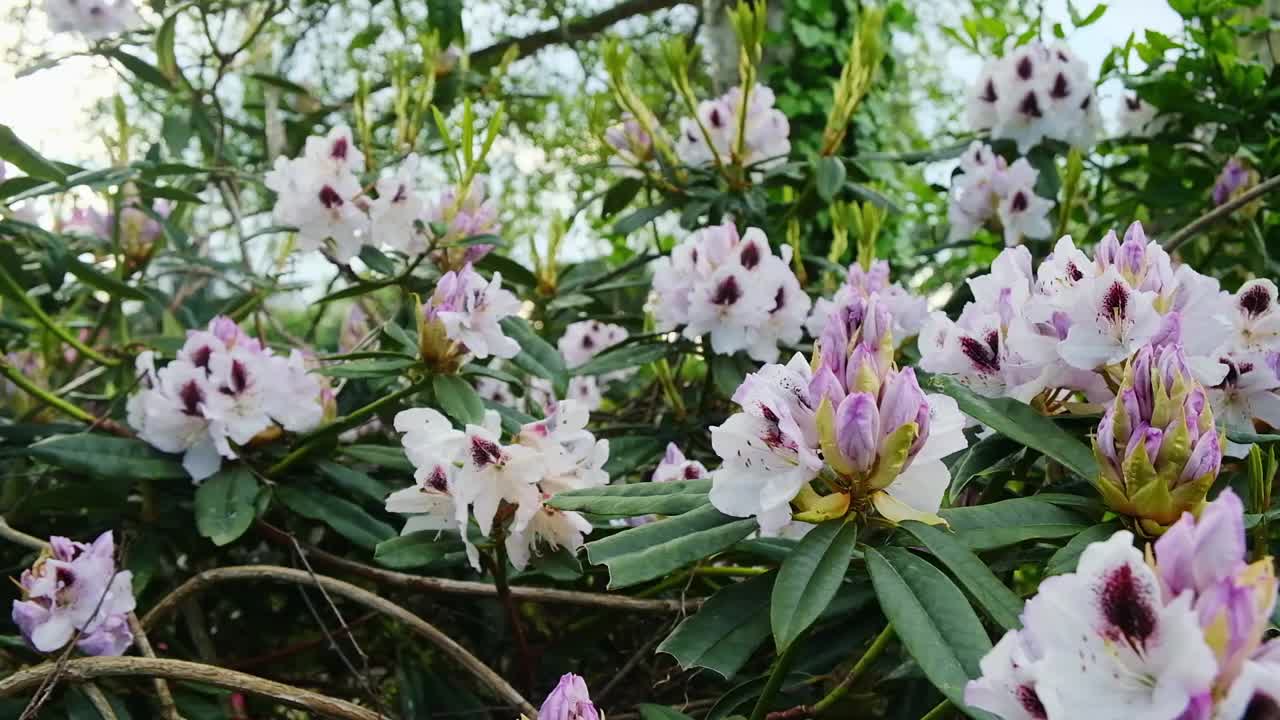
[11,531,135,657]
[806,260,928,347]
[45,0,140,38]
[920,222,1231,405]
[946,142,1053,246]
[417,263,522,370]
[387,400,609,570]
[1094,344,1222,532]
[965,490,1278,720]
[651,221,810,362]
[536,673,601,720]
[552,320,631,410]
[676,84,791,169]
[709,294,967,534]
[967,41,1100,153]
[128,316,330,482]
[265,128,500,264]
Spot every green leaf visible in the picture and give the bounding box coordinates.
[155,7,182,84]
[898,521,1022,630]
[485,399,536,435]
[341,444,413,472]
[712,353,752,398]
[249,72,311,95]
[602,435,666,477]
[657,572,774,679]
[865,547,993,714]
[939,497,1091,551]
[475,253,537,287]
[933,376,1098,481]
[1045,521,1122,576]
[949,434,1022,502]
[602,177,643,216]
[613,198,677,236]
[276,486,395,550]
[771,518,857,651]
[107,49,173,90]
[500,317,568,395]
[374,531,468,569]
[27,434,186,480]
[815,156,847,201]
[0,124,66,182]
[427,0,464,47]
[585,504,758,588]
[638,705,697,720]
[433,374,485,425]
[574,341,676,377]
[316,358,417,378]
[548,479,712,516]
[194,466,259,546]
[315,460,392,504]
[358,245,397,275]
[66,257,148,300]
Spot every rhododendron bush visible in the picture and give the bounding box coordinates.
[3,0,1280,719]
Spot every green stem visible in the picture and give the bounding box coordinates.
[919,700,953,720]
[692,565,769,577]
[0,264,118,367]
[266,377,431,477]
[748,639,802,720]
[653,356,686,419]
[0,359,98,423]
[810,624,895,715]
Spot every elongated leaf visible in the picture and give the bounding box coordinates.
[574,342,676,377]
[898,521,1022,630]
[461,362,521,385]
[107,49,173,89]
[949,435,1023,501]
[602,177,643,216]
[155,8,181,83]
[341,444,413,472]
[500,317,568,394]
[0,124,66,182]
[815,156,847,201]
[602,435,665,478]
[316,358,416,378]
[613,199,677,236]
[27,434,186,480]
[658,572,774,679]
[276,486,395,550]
[475,253,537,287]
[866,547,993,715]
[586,504,758,588]
[933,376,1097,481]
[66,257,148,300]
[315,460,391,504]
[638,705,697,720]
[433,374,485,425]
[549,479,711,516]
[1046,521,1122,576]
[939,497,1091,551]
[771,518,858,652]
[195,466,259,546]
[374,531,468,570]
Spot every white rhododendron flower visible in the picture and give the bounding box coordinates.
[128,316,329,482]
[676,84,790,169]
[967,41,1100,153]
[389,400,609,571]
[921,221,1237,411]
[947,142,1053,246]
[651,222,811,362]
[45,0,140,38]
[420,264,522,362]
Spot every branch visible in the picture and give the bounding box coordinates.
[140,565,537,718]
[472,0,692,65]
[256,522,702,613]
[1163,174,1280,251]
[0,657,386,720]
[127,614,181,720]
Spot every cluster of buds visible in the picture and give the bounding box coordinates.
[1213,157,1261,214]
[417,264,522,372]
[1094,343,1223,533]
[11,531,135,656]
[708,292,966,535]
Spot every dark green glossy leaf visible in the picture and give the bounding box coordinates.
[341,444,414,472]
[939,497,1091,551]
[433,374,485,425]
[1045,521,1122,576]
[574,341,676,377]
[586,504,758,588]
[548,479,712,516]
[27,434,186,481]
[66,257,148,300]
[276,486,395,550]
[898,521,1022,630]
[0,123,66,182]
[771,518,858,651]
[658,571,774,679]
[815,156,847,201]
[374,531,468,569]
[316,460,392,504]
[195,466,259,546]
